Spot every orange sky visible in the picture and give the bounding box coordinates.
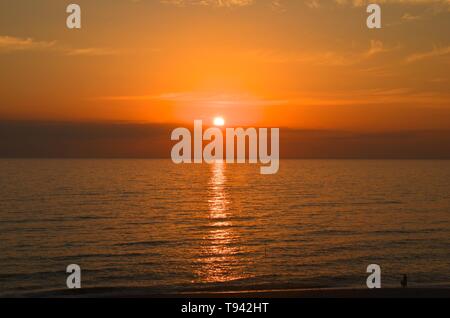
[0,0,449,131]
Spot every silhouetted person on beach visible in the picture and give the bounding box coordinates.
[401,274,408,288]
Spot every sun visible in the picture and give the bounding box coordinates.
[213,117,225,127]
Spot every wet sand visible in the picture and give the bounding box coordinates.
[16,287,450,298]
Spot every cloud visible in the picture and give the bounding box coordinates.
[162,0,442,9]
[304,0,450,10]
[364,40,391,57]
[245,40,396,66]
[270,0,286,11]
[0,35,118,57]
[2,120,450,159]
[160,0,254,7]
[405,45,450,63]
[65,48,120,56]
[94,91,288,106]
[333,0,450,6]
[401,12,422,21]
[94,87,450,109]
[158,91,288,106]
[288,88,450,107]
[159,0,288,9]
[304,0,321,8]
[0,36,55,52]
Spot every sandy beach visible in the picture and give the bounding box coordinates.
[16,287,450,298]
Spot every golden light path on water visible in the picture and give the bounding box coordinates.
[197,161,248,283]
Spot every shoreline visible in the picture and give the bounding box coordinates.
[9,287,450,298]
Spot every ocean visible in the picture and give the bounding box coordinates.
[0,159,449,296]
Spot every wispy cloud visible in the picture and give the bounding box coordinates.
[159,0,254,7]
[363,40,395,58]
[162,0,436,9]
[65,48,120,57]
[305,0,321,8]
[304,0,450,11]
[0,35,119,57]
[333,0,450,7]
[158,0,291,9]
[0,36,55,52]
[94,91,288,106]
[287,88,450,107]
[245,40,397,66]
[405,45,450,63]
[93,87,450,108]
[401,12,422,21]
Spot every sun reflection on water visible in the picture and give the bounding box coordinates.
[196,161,248,283]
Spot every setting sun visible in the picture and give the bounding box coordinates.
[213,117,225,127]
[0,0,449,302]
